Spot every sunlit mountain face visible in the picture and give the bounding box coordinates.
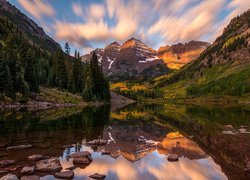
[8,0,250,54]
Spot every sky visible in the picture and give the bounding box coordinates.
[8,0,250,55]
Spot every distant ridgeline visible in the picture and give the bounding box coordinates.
[0,15,110,103]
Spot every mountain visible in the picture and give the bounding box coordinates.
[0,0,60,52]
[162,9,250,99]
[82,38,168,77]
[158,41,210,69]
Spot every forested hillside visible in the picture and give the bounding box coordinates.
[0,15,110,104]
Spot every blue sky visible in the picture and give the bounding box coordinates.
[8,0,250,55]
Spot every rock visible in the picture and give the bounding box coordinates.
[63,145,74,149]
[240,125,248,129]
[238,128,247,133]
[28,154,45,161]
[69,151,91,158]
[87,139,107,146]
[20,175,40,180]
[54,170,74,179]
[224,125,233,129]
[69,151,93,163]
[0,174,18,180]
[36,157,62,172]
[0,160,15,167]
[65,166,76,171]
[101,151,111,155]
[73,156,92,165]
[222,130,237,135]
[89,173,106,180]
[21,166,35,175]
[7,144,33,150]
[167,154,179,162]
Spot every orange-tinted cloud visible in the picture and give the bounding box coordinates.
[17,0,55,20]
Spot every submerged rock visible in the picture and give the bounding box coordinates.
[0,174,18,180]
[89,173,106,180]
[87,139,107,146]
[63,145,74,149]
[28,154,46,161]
[54,170,74,179]
[21,166,35,175]
[222,130,237,135]
[167,154,179,162]
[36,157,62,172]
[7,145,33,150]
[0,160,15,167]
[101,151,111,155]
[245,161,250,173]
[20,175,40,180]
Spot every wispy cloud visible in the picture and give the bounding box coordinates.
[15,0,250,53]
[17,0,55,20]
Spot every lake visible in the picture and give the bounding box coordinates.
[0,103,249,180]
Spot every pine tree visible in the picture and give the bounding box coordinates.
[24,49,39,92]
[54,50,68,89]
[0,59,14,97]
[82,70,94,102]
[67,69,76,93]
[64,42,70,55]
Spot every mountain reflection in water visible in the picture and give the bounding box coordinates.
[0,103,249,180]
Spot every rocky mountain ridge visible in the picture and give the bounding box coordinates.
[158,41,210,69]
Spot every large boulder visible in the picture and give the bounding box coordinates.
[35,157,62,172]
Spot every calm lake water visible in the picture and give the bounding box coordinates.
[0,103,250,180]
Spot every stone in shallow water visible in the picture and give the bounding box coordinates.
[224,125,233,129]
[36,157,62,172]
[7,144,33,150]
[245,161,250,173]
[54,170,74,179]
[28,154,45,161]
[87,139,107,146]
[0,160,15,167]
[73,156,92,165]
[89,173,106,180]
[0,174,18,180]
[21,166,35,175]
[20,175,40,180]
[167,154,179,162]
[69,151,91,158]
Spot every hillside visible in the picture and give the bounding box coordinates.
[0,0,60,52]
[0,0,110,105]
[159,9,250,101]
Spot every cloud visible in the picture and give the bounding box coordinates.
[72,3,84,17]
[45,0,249,53]
[17,0,55,20]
